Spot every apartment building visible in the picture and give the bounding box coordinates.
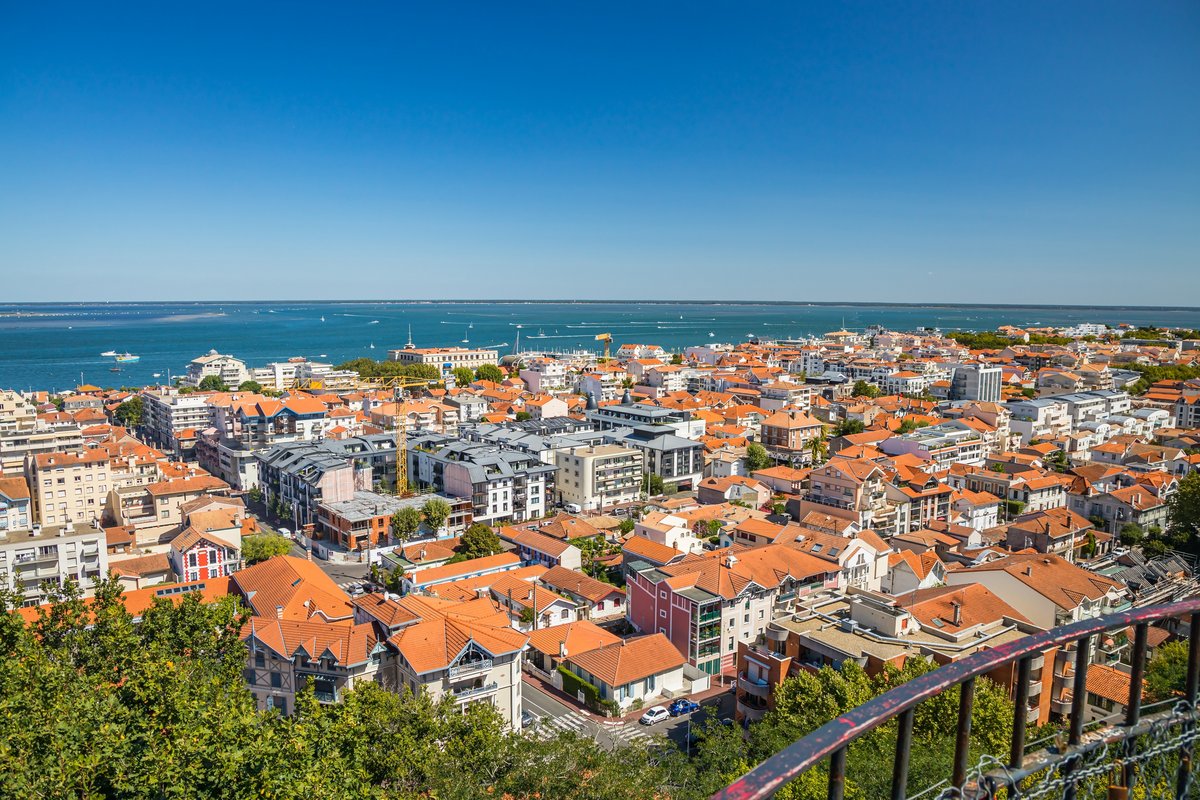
[0,390,36,433]
[519,358,571,393]
[25,450,112,527]
[734,587,1053,727]
[759,410,825,466]
[182,350,252,388]
[0,424,85,474]
[554,444,643,512]
[1005,398,1074,443]
[256,434,399,529]
[387,346,498,374]
[950,364,1003,403]
[0,520,107,605]
[878,421,986,469]
[627,545,835,676]
[0,476,32,533]
[407,436,556,524]
[799,458,908,535]
[140,390,215,458]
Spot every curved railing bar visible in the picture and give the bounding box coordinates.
[712,596,1200,800]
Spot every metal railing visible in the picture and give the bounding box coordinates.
[712,597,1200,800]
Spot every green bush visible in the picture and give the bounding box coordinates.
[558,665,601,709]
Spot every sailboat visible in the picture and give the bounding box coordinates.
[369,343,376,350]
[320,316,325,322]
[461,328,470,344]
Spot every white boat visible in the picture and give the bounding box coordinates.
[368,320,380,325]
[320,316,325,322]
[152,373,161,378]
[100,350,117,357]
[369,343,375,349]
[114,353,140,363]
[708,332,715,337]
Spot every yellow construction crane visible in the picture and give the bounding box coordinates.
[391,377,441,498]
[595,332,613,362]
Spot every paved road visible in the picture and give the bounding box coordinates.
[522,679,735,753]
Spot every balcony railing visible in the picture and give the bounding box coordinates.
[452,681,499,701]
[449,659,493,678]
[712,597,1200,800]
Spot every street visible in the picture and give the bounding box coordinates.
[521,679,734,753]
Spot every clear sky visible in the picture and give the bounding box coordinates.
[1,2,1197,304]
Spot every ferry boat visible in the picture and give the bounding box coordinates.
[114,353,140,363]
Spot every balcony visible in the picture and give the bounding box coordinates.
[738,672,771,698]
[448,658,493,678]
[313,690,339,703]
[737,695,769,723]
[452,681,499,701]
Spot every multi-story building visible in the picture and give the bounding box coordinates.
[626,545,835,676]
[0,476,32,533]
[733,587,1054,727]
[0,424,85,474]
[950,364,1003,403]
[140,390,215,459]
[387,346,498,375]
[519,358,571,394]
[878,420,986,468]
[181,350,251,388]
[407,436,556,525]
[256,434,400,529]
[759,410,825,466]
[1005,398,1074,443]
[0,390,37,433]
[0,520,107,605]
[799,458,908,535]
[554,444,643,512]
[25,450,112,527]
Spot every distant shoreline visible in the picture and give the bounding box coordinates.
[4,300,1199,312]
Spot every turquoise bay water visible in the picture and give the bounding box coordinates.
[2,301,1199,392]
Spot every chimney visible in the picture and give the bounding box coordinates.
[559,642,568,659]
[951,601,962,627]
[275,605,284,619]
[1024,565,1034,577]
[725,554,738,569]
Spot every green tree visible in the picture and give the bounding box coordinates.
[852,380,880,399]
[198,374,229,392]
[1167,471,1200,554]
[421,497,452,533]
[242,533,292,564]
[745,442,771,471]
[391,506,422,542]
[1146,640,1189,702]
[833,418,865,437]
[459,522,502,559]
[247,485,263,504]
[618,518,635,535]
[451,366,475,387]
[1081,530,1098,559]
[113,395,144,427]
[1119,522,1144,546]
[670,352,683,365]
[475,363,505,384]
[515,410,532,421]
[237,380,263,392]
[647,473,666,496]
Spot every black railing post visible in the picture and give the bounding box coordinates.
[828,746,846,800]
[1063,633,1091,800]
[1175,611,1200,800]
[1121,622,1148,791]
[891,707,915,800]
[953,677,976,790]
[1009,656,1032,772]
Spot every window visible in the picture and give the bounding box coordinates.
[727,637,734,652]
[659,609,666,618]
[758,610,764,619]
[270,672,282,688]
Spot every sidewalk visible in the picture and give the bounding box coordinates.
[522,670,733,724]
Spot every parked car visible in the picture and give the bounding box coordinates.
[521,710,538,729]
[639,706,670,725]
[564,503,583,514]
[277,527,292,539]
[668,698,700,717]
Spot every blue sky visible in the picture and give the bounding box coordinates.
[1,2,1197,304]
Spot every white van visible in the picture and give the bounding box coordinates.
[564,503,582,514]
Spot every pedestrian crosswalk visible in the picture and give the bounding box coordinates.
[532,711,653,747]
